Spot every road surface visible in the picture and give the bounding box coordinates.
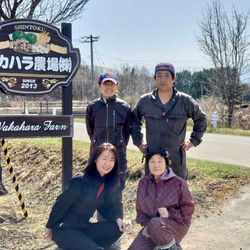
[73,122,250,168]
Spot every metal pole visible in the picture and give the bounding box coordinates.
[61,23,73,191]
[81,80,84,101]
[90,35,94,96]
[80,35,99,97]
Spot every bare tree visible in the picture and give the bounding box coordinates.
[0,0,89,25]
[196,0,250,127]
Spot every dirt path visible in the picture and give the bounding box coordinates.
[181,184,250,250]
[121,184,250,250]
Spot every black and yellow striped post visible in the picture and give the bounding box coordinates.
[1,139,28,217]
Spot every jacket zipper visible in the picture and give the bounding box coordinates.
[91,126,96,153]
[113,110,115,131]
[121,125,124,152]
[106,103,109,142]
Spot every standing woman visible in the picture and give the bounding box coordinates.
[44,143,127,250]
[129,148,194,250]
[86,72,131,218]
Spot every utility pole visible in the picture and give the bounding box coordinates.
[81,35,99,96]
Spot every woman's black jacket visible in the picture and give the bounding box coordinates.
[46,171,120,230]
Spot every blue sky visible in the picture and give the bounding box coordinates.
[71,0,250,73]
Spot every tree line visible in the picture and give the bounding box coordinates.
[71,63,250,104]
[0,62,249,111]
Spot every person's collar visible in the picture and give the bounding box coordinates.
[151,89,158,100]
[159,167,176,181]
[148,167,176,183]
[100,95,116,104]
[94,168,106,181]
[152,88,177,101]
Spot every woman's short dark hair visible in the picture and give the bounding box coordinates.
[146,148,169,166]
[84,143,120,189]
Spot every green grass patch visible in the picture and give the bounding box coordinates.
[205,127,250,136]
[187,125,250,136]
[187,158,250,181]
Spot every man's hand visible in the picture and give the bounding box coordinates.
[139,142,147,154]
[181,140,194,151]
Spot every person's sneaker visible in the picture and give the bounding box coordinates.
[98,238,120,250]
[101,247,120,250]
[176,242,182,250]
[157,240,177,250]
[109,238,121,250]
[159,244,177,250]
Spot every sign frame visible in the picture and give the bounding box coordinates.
[0,19,80,95]
[0,115,73,138]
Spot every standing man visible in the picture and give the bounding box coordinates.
[131,63,207,180]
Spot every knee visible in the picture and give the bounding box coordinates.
[147,217,174,246]
[146,217,164,236]
[107,222,123,238]
[147,217,162,231]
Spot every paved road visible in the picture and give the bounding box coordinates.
[73,122,250,168]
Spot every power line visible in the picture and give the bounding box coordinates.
[93,51,157,67]
[93,43,106,68]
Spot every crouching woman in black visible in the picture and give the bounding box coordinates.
[44,143,127,250]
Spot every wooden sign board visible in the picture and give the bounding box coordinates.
[0,19,80,95]
[0,115,73,138]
